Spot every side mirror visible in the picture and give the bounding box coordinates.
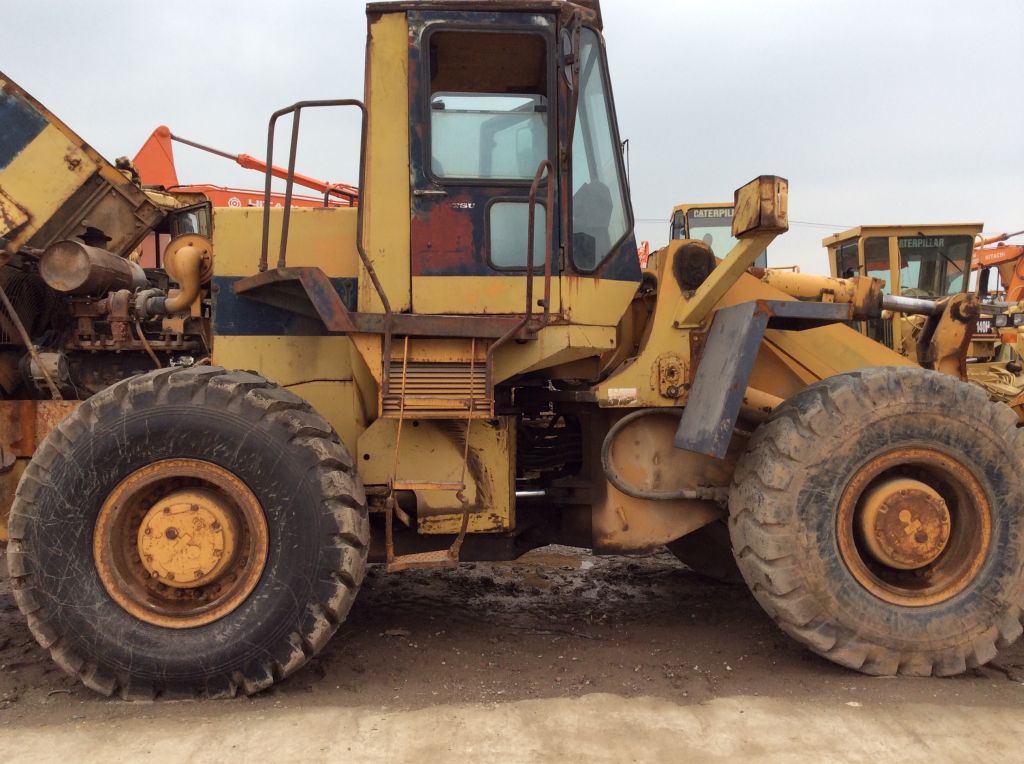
[732,176,789,239]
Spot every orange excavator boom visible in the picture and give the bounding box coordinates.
[972,230,1024,301]
[132,125,359,205]
[972,229,1024,268]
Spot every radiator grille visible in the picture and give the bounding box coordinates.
[0,270,54,344]
[383,360,490,418]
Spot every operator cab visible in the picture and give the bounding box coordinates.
[670,203,768,267]
[243,1,642,336]
[398,0,641,319]
[824,223,982,348]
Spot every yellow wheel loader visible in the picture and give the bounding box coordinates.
[2,1,1023,699]
[823,224,1024,413]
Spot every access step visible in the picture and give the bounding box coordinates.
[386,549,457,573]
[391,480,465,492]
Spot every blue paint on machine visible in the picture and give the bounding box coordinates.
[0,92,48,172]
[213,275,358,336]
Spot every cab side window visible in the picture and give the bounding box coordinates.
[429,32,549,182]
[571,28,630,271]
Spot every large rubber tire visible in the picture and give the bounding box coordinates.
[729,366,1024,676]
[6,366,369,698]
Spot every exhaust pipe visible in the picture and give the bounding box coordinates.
[39,241,147,296]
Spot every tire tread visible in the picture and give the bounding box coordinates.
[6,366,369,698]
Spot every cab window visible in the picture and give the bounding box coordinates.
[896,235,972,298]
[835,240,860,279]
[571,28,631,271]
[428,31,549,182]
[431,93,547,180]
[864,237,891,293]
[170,205,211,238]
[670,210,686,240]
[686,207,734,259]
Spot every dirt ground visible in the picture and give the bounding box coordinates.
[2,545,1023,762]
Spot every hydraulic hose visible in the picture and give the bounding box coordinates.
[600,408,729,504]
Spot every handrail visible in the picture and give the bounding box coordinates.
[257,99,391,318]
[532,160,556,325]
[485,160,556,408]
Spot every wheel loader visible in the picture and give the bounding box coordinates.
[2,0,1023,700]
[822,224,1024,414]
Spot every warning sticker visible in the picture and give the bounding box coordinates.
[607,388,638,406]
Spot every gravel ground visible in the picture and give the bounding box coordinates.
[2,545,1023,762]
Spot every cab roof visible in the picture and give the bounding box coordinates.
[367,0,602,28]
[670,202,733,218]
[823,223,984,248]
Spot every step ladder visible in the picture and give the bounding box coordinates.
[383,337,488,572]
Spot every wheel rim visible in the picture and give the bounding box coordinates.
[837,447,991,607]
[94,459,268,628]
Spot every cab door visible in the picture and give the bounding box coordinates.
[407,11,560,315]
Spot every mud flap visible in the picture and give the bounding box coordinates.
[674,300,853,459]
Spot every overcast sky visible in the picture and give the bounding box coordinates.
[4,0,1022,271]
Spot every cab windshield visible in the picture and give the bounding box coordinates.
[897,235,972,297]
[863,235,973,298]
[672,206,767,267]
[682,207,735,258]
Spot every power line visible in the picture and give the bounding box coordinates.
[634,217,849,230]
[790,220,851,230]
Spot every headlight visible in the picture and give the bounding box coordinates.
[1012,313,1024,327]
[994,313,1009,328]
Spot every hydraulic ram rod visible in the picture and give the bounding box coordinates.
[881,294,943,317]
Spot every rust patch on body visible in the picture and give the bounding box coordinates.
[0,399,80,458]
[0,400,79,542]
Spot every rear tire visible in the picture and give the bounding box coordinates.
[6,366,369,698]
[729,366,1024,676]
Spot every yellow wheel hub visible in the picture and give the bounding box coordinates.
[137,489,238,588]
[838,447,992,607]
[94,459,268,629]
[858,478,951,570]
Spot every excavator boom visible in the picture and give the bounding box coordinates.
[133,125,359,204]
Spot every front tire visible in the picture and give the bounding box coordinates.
[6,366,369,698]
[729,366,1024,676]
